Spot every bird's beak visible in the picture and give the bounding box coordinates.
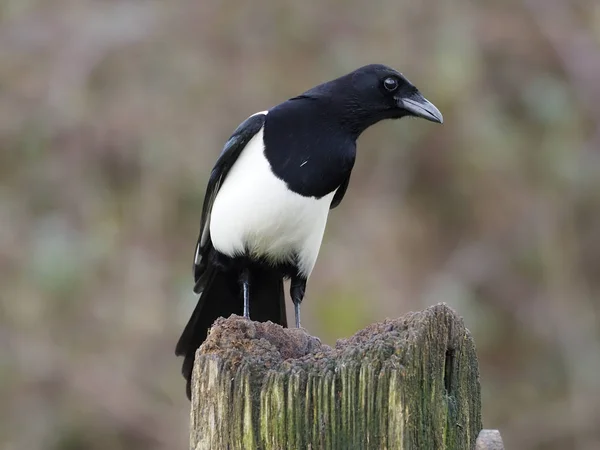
[398,92,443,124]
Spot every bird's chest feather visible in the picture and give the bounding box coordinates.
[263,106,356,198]
[209,128,336,275]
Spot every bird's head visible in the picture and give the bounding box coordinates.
[301,64,443,136]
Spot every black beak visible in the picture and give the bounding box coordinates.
[398,92,443,124]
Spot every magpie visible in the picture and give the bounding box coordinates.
[175,64,443,399]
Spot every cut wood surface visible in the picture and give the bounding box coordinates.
[190,303,487,449]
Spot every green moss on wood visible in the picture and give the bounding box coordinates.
[190,303,482,450]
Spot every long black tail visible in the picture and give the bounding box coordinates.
[175,264,287,399]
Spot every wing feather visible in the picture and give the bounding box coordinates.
[330,173,351,209]
[192,112,267,291]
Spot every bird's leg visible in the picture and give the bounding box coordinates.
[290,276,307,328]
[240,267,251,319]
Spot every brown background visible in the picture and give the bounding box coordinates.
[2,0,600,449]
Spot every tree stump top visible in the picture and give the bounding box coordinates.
[191,303,485,449]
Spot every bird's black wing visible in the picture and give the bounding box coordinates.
[192,113,266,292]
[330,173,351,209]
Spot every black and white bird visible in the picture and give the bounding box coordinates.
[175,64,443,399]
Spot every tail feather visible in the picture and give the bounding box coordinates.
[175,264,287,400]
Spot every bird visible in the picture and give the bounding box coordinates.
[175,64,443,399]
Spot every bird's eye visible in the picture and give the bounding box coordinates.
[383,77,399,92]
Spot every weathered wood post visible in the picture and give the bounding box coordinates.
[189,303,503,449]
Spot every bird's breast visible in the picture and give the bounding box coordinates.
[209,128,335,277]
[263,108,356,198]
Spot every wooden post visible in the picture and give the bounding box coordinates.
[189,303,502,450]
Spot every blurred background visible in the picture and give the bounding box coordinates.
[1,0,600,449]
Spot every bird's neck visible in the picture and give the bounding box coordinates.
[292,91,385,140]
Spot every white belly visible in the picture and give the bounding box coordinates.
[209,127,335,277]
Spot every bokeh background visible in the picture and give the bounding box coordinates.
[2,0,600,449]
